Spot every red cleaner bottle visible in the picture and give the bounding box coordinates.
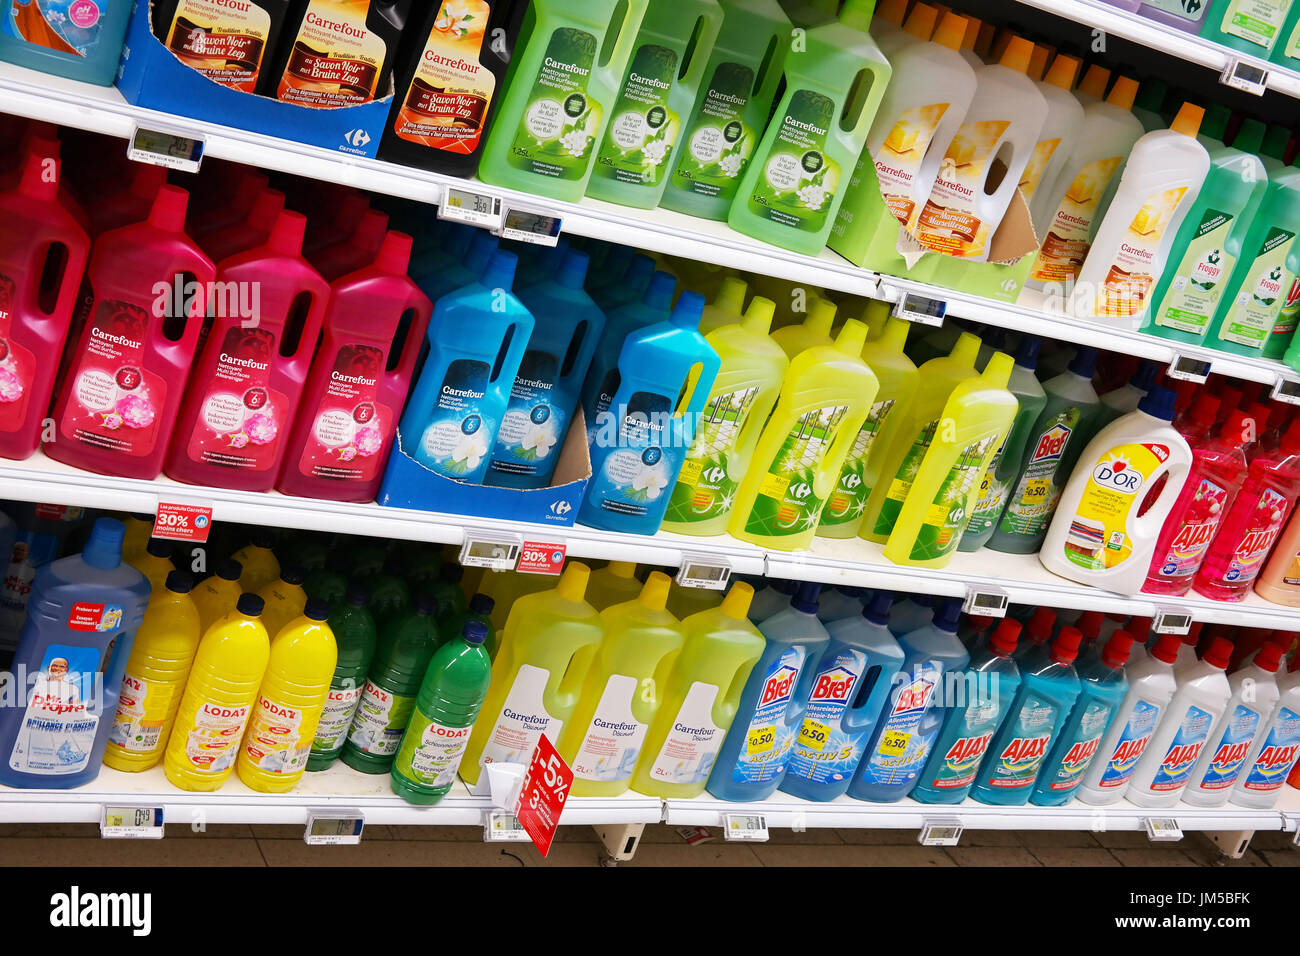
[310,208,390,282]
[86,165,169,239]
[47,186,216,480]
[199,188,286,264]
[164,210,329,491]
[0,148,90,462]
[279,230,432,503]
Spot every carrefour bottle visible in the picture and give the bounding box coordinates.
[769,296,836,359]
[584,562,644,612]
[308,587,378,771]
[581,270,676,423]
[1200,0,1294,57]
[1231,654,1300,807]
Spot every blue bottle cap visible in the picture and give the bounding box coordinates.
[559,250,590,288]
[280,564,306,585]
[933,599,963,632]
[791,582,822,613]
[1132,358,1160,391]
[1139,385,1177,421]
[483,250,517,290]
[865,591,893,626]
[671,291,705,329]
[463,620,489,644]
[414,592,440,615]
[216,558,242,582]
[469,593,495,614]
[645,271,676,311]
[237,593,265,616]
[346,585,371,606]
[623,254,656,290]
[165,569,194,594]
[466,232,499,274]
[1014,336,1040,370]
[770,578,797,595]
[304,598,331,621]
[82,517,125,571]
[1068,346,1098,379]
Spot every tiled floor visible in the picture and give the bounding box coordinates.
[0,823,1294,866]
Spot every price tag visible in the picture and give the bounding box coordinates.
[517,541,566,575]
[304,811,364,845]
[101,806,164,840]
[440,186,503,230]
[152,502,213,543]
[459,531,522,571]
[891,292,947,327]
[722,813,769,842]
[1152,608,1192,635]
[484,811,531,842]
[1166,354,1211,384]
[962,587,1008,618]
[676,555,732,591]
[129,126,204,172]
[1272,377,1300,405]
[1221,58,1269,95]
[500,208,562,246]
[1144,817,1184,842]
[918,820,963,846]
[513,733,573,857]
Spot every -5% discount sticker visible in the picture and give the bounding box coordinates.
[512,734,573,857]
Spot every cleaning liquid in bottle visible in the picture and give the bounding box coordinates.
[233,532,280,593]
[696,276,748,334]
[580,269,676,424]
[151,0,294,93]
[128,538,175,595]
[746,577,795,623]
[0,0,132,85]
[256,565,308,639]
[1273,1,1300,66]
[583,561,644,612]
[193,559,243,635]
[769,295,836,358]
[200,188,285,265]
[1231,652,1300,807]
[1019,52,1084,212]
[271,0,413,108]
[1200,0,1293,57]
[310,208,389,284]
[308,586,377,770]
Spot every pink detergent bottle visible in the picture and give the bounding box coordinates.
[164,210,329,492]
[2,132,89,232]
[278,231,433,503]
[199,188,286,264]
[86,164,169,239]
[46,186,215,480]
[302,192,371,259]
[0,149,91,462]
[1145,409,1250,596]
[310,209,391,282]
[187,166,270,243]
[1194,420,1300,602]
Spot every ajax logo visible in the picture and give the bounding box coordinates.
[944,732,994,772]
[1251,743,1300,776]
[1060,736,1101,773]
[1109,735,1152,773]
[1160,742,1204,777]
[1208,741,1251,775]
[1092,454,1144,494]
[998,734,1050,772]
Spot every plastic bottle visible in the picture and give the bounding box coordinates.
[192,559,243,635]
[581,270,676,425]
[666,580,724,620]
[1273,1,1300,65]
[694,277,746,335]
[151,0,294,94]
[1129,78,1168,132]
[233,532,279,593]
[816,585,867,623]
[313,205,394,281]
[412,228,494,307]
[1020,54,1084,212]
[1072,63,1111,107]
[308,587,378,771]
[162,593,271,792]
[0,0,132,84]
[270,0,412,108]
[1200,0,1293,57]
[581,561,642,613]
[747,578,795,623]
[129,538,175,594]
[1231,654,1300,806]
[257,565,307,640]
[1091,360,1161,435]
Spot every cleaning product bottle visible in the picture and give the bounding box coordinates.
[1091,360,1161,434]
[271,0,413,108]
[233,532,279,593]
[779,591,906,801]
[308,586,378,770]
[816,585,867,623]
[398,251,534,484]
[706,582,828,801]
[583,562,644,612]
[119,514,154,565]
[912,617,1022,804]
[1072,63,1111,107]
[1254,501,1300,605]
[666,580,724,620]
[151,0,294,93]
[256,565,307,639]
[769,296,836,358]
[580,269,676,424]
[662,296,787,535]
[661,0,790,221]
[1200,0,1293,57]
[746,577,795,623]
[1070,104,1211,328]
[1231,654,1300,807]
[1129,78,1168,131]
[695,277,748,334]
[486,250,605,489]
[1019,53,1084,211]
[630,582,765,797]
[103,570,200,772]
[199,188,285,266]
[129,538,176,594]
[192,559,243,635]
[46,186,216,480]
[412,228,495,306]
[1041,387,1193,593]
[162,593,271,791]
[478,0,650,202]
[0,0,132,85]
[1273,1,1300,65]
[1136,0,1217,32]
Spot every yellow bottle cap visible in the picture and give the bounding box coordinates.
[876,0,909,28]
[983,351,1014,389]
[742,296,776,336]
[556,562,590,602]
[960,16,981,51]
[835,317,869,356]
[1106,76,1139,111]
[880,315,911,352]
[807,296,837,336]
[608,560,637,579]
[903,2,937,41]
[864,297,891,338]
[975,21,995,58]
[1171,102,1205,137]
[639,571,671,610]
[1028,44,1050,81]
[933,12,967,52]
[952,331,981,365]
[1045,53,1081,91]
[720,581,754,620]
[714,276,747,313]
[999,36,1034,74]
[1078,64,1110,99]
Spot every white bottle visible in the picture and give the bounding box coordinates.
[1231,658,1300,808]
[1078,635,1182,804]
[863,8,976,234]
[1183,643,1284,807]
[1019,52,1084,220]
[910,36,1048,262]
[1026,77,1145,292]
[865,0,917,57]
[1126,636,1233,808]
[1172,632,1202,677]
[1041,388,1192,594]
[1070,103,1211,328]
[957,15,984,70]
[1073,64,1111,107]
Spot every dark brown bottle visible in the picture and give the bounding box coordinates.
[151,0,294,95]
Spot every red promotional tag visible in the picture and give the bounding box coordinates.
[153,502,213,543]
[516,541,566,575]
[513,734,572,857]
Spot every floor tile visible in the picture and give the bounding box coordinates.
[1258,849,1300,866]
[835,828,928,846]
[620,843,763,867]
[945,846,1041,867]
[1018,830,1102,849]
[1028,847,1122,867]
[0,838,265,867]
[751,843,954,866]
[961,829,1025,847]
[1109,848,1200,867]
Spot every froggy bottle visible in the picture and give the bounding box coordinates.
[279,231,433,503]
[151,0,294,94]
[0,0,132,85]
[271,0,414,108]
[46,186,216,481]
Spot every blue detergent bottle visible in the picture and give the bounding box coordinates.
[590,253,658,315]
[0,518,149,788]
[413,231,499,306]
[512,236,572,290]
[410,222,474,289]
[486,250,607,489]
[913,618,1023,805]
[780,592,905,802]
[707,582,828,801]
[747,577,795,623]
[888,595,934,636]
[816,585,869,623]
[586,244,637,296]
[399,251,535,485]
[970,627,1084,806]
[578,291,720,535]
[1031,630,1134,806]
[847,599,970,802]
[580,270,677,423]
[0,0,132,85]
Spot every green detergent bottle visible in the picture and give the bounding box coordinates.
[308,587,379,771]
[1146,119,1269,347]
[586,0,723,209]
[660,0,792,221]
[728,21,892,255]
[1273,2,1300,65]
[478,0,649,203]
[1200,0,1295,59]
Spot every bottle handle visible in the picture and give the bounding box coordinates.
[848,660,903,736]
[715,651,763,732]
[815,406,870,500]
[391,292,434,384]
[785,643,827,730]
[1132,458,1191,544]
[29,236,89,324]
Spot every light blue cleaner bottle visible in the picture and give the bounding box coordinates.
[847,600,969,803]
[707,582,828,802]
[512,236,571,291]
[1031,630,1134,806]
[747,577,795,623]
[486,251,607,489]
[888,595,934,638]
[912,618,1023,805]
[586,243,636,295]
[590,253,659,315]
[0,518,149,789]
[400,251,535,485]
[413,231,499,306]
[578,292,720,535]
[0,0,132,85]
[816,585,868,623]
[970,627,1084,806]
[581,270,677,422]
[780,592,904,802]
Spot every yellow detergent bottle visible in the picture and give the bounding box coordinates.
[666,580,725,619]
[585,561,645,611]
[662,296,789,536]
[864,298,892,340]
[729,318,879,550]
[883,352,1020,567]
[461,562,605,786]
[770,295,837,358]
[861,330,981,542]
[477,568,556,656]
[120,514,154,564]
[129,539,176,593]
[163,594,271,792]
[559,572,685,796]
[630,581,765,797]
[698,276,749,334]
[236,599,338,793]
[818,316,921,538]
[233,533,280,593]
[192,558,243,635]
[103,570,201,772]
[257,565,307,639]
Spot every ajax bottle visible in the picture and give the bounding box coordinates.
[1231,654,1300,807]
[309,587,378,770]
[0,0,132,85]
[193,559,243,635]
[256,565,308,640]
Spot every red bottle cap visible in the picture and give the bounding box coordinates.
[1282,419,1300,453]
[1218,386,1243,419]
[1266,403,1289,432]
[1255,642,1284,673]
[1186,394,1220,430]
[17,148,58,201]
[247,189,286,231]
[1051,627,1082,665]
[1026,607,1056,644]
[989,618,1021,657]
[1151,635,1182,664]
[1222,410,1253,444]
[1203,636,1233,670]
[1103,630,1135,669]
[129,163,168,200]
[375,231,414,275]
[267,210,308,255]
[1078,610,1105,642]
[148,185,191,231]
[1127,616,1153,642]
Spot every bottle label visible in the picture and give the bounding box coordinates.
[8,645,100,776]
[489,349,566,480]
[1221,0,1290,47]
[1241,706,1300,791]
[1097,699,1161,788]
[913,120,1011,259]
[507,27,603,181]
[1029,157,1124,285]
[1153,477,1230,581]
[648,681,724,785]
[1145,0,1212,22]
[242,695,308,775]
[927,698,1001,791]
[164,0,274,93]
[982,696,1058,790]
[594,43,681,188]
[1286,15,1300,61]
[394,711,473,788]
[298,343,392,482]
[909,433,1001,561]
[108,672,170,754]
[587,389,687,520]
[731,646,806,784]
[859,668,941,787]
[60,301,167,459]
[1044,700,1113,793]
[276,0,390,108]
[746,89,842,233]
[2,0,108,57]
[1089,187,1190,319]
[1063,441,1171,571]
[183,700,253,774]
[0,276,37,434]
[1001,409,1082,538]
[743,403,851,538]
[571,674,648,782]
[416,358,495,480]
[671,61,757,202]
[186,327,288,472]
[1195,704,1261,791]
[964,435,1010,539]
[1017,137,1062,203]
[873,103,950,226]
[666,385,762,524]
[1148,704,1214,791]
[1216,228,1299,350]
[346,680,415,757]
[787,648,868,785]
[394,1,496,153]
[1152,208,1237,334]
[312,685,364,753]
[820,398,896,529]
[478,663,562,768]
[1222,486,1289,586]
[874,417,938,537]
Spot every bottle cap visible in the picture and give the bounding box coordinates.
[1026,606,1056,643]
[1204,636,1232,670]
[250,529,275,549]
[807,296,837,336]
[18,148,58,200]
[791,582,822,614]
[375,230,414,275]
[1261,124,1291,161]
[1151,634,1182,664]
[237,593,265,616]
[1134,78,1167,114]
[304,598,330,621]
[990,618,1021,657]
[875,0,908,27]
[1102,630,1135,668]
[741,296,776,336]
[247,188,286,231]
[1068,345,1098,378]
[217,559,242,582]
[1028,44,1050,82]
[934,599,962,632]
[903,2,938,41]
[960,16,981,51]
[1105,75,1138,110]
[720,581,754,620]
[1078,611,1104,642]
[465,232,499,274]
[640,571,672,610]
[606,561,637,580]
[771,578,797,596]
[463,620,489,645]
[999,36,1034,75]
[165,569,194,594]
[266,209,307,256]
[1077,64,1111,99]
[1132,358,1160,391]
[932,12,967,51]
[558,250,590,288]
[864,591,893,626]
[1127,616,1153,642]
[834,318,868,356]
[1170,102,1205,138]
[440,563,464,585]
[1255,642,1284,673]
[1182,631,1199,647]
[952,331,981,365]
[148,185,191,232]
[469,593,495,615]
[1138,386,1177,421]
[346,585,370,606]
[975,21,995,58]
[1187,393,1220,430]
[1051,627,1082,665]
[714,275,747,313]
[146,538,174,559]
[483,250,517,291]
[556,562,591,603]
[672,291,706,330]
[646,271,676,311]
[414,592,439,615]
[1198,103,1232,142]
[279,564,305,586]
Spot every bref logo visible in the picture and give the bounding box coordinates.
[810,666,859,702]
[999,734,1050,771]
[891,678,935,716]
[944,732,993,772]
[1208,741,1252,775]
[1108,735,1152,774]
[1251,743,1300,777]
[1031,423,1072,463]
[760,665,799,706]
[1160,742,1204,777]
[1060,736,1102,773]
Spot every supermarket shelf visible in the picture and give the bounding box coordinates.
[1009,0,1300,98]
